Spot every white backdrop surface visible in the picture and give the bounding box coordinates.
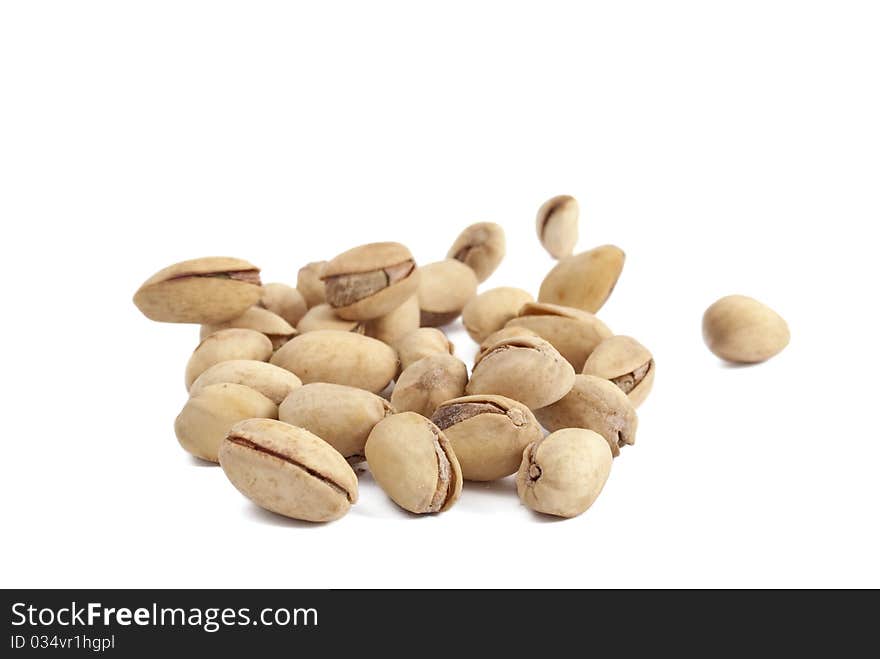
[1,1,878,588]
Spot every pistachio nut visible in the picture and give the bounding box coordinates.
[270,330,397,394]
[133,257,261,324]
[184,328,273,390]
[322,242,419,320]
[536,194,579,259]
[516,428,612,518]
[702,295,790,363]
[479,326,540,353]
[467,336,575,410]
[505,302,612,369]
[365,413,462,514]
[219,418,358,522]
[446,222,506,283]
[258,283,308,326]
[200,306,297,350]
[189,359,302,405]
[432,395,543,482]
[296,304,365,334]
[297,261,328,308]
[279,383,393,461]
[538,244,625,313]
[417,259,479,327]
[390,354,468,418]
[365,294,420,345]
[174,383,278,462]
[582,335,654,408]
[534,374,638,457]
[462,287,534,343]
[395,328,455,372]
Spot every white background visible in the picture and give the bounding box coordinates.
[2,1,878,589]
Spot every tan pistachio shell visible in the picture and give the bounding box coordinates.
[133,257,262,324]
[270,330,397,394]
[534,374,638,458]
[538,245,625,313]
[174,383,278,462]
[462,287,535,343]
[219,419,358,522]
[582,335,654,408]
[296,304,365,334]
[200,306,297,350]
[536,195,579,259]
[432,395,543,482]
[417,259,479,327]
[516,428,612,518]
[184,328,273,390]
[446,222,506,283]
[479,326,540,353]
[297,261,328,308]
[189,360,302,405]
[365,294,420,345]
[365,413,462,514]
[259,283,308,326]
[395,328,455,371]
[390,354,469,418]
[702,295,789,363]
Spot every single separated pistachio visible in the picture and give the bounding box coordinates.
[258,283,308,326]
[582,335,654,408]
[516,428,612,518]
[297,261,327,308]
[479,326,540,353]
[702,295,790,363]
[200,306,297,350]
[432,395,543,482]
[219,418,358,523]
[365,294,420,346]
[174,383,278,462]
[395,328,455,371]
[534,374,638,457]
[390,354,468,418]
[417,260,479,327]
[536,195,579,259]
[133,257,262,324]
[538,244,625,313]
[184,328,273,390]
[322,242,419,321]
[447,222,506,283]
[296,304,365,334]
[190,360,302,405]
[280,383,393,461]
[467,336,575,410]
[365,412,462,514]
[505,302,612,369]
[270,330,397,394]
[462,287,535,343]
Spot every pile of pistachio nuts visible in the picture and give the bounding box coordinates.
[133,195,789,522]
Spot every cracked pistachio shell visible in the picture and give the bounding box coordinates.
[190,360,302,405]
[200,306,297,350]
[516,428,612,518]
[184,328,273,390]
[395,328,455,371]
[446,222,506,283]
[280,383,393,460]
[322,242,419,321]
[534,374,638,457]
[365,413,462,514]
[297,261,328,308]
[505,302,612,369]
[479,326,540,353]
[259,283,308,326]
[174,383,278,462]
[270,330,397,394]
[417,260,479,327]
[702,295,790,363]
[432,395,543,482]
[133,257,262,324]
[582,335,654,408]
[536,195,579,259]
[467,336,575,410]
[296,304,365,334]
[365,294,420,345]
[462,287,535,343]
[538,245,625,313]
[219,418,358,522]
[390,354,469,418]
